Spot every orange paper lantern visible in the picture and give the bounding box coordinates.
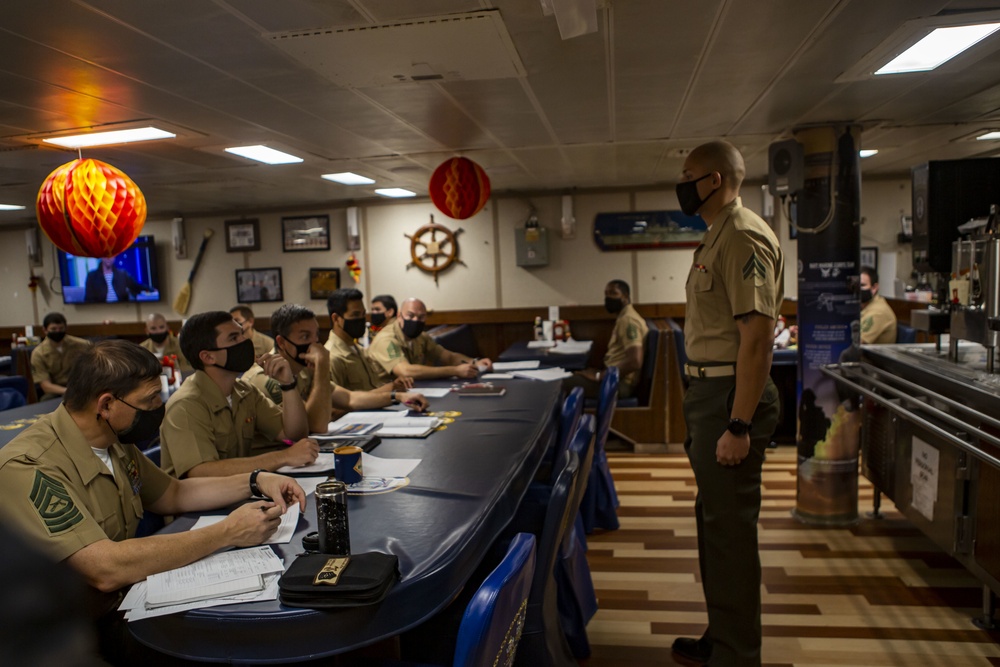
[429,157,490,220]
[36,158,147,258]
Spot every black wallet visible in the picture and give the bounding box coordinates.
[278,552,400,609]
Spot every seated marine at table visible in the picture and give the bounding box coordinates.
[564,279,648,399]
[244,304,428,427]
[369,293,398,337]
[368,297,493,382]
[860,266,897,344]
[325,288,415,393]
[139,312,192,372]
[229,304,276,357]
[0,340,304,660]
[159,311,319,478]
[31,312,92,400]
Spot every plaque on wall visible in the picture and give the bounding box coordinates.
[593,210,707,251]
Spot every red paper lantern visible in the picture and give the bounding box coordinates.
[429,157,491,220]
[36,158,147,258]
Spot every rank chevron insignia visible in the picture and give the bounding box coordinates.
[742,252,767,283]
[30,470,83,534]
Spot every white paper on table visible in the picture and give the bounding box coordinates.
[527,340,556,349]
[481,373,515,380]
[327,411,414,428]
[144,546,283,607]
[411,387,452,398]
[511,368,572,382]
[550,340,592,354]
[362,453,420,478]
[377,417,441,437]
[278,452,336,475]
[492,361,540,371]
[124,573,281,621]
[190,504,300,545]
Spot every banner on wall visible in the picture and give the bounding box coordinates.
[793,125,862,525]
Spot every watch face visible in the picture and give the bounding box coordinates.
[727,420,750,436]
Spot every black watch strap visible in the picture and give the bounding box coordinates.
[727,418,752,436]
[249,468,268,498]
[390,389,400,405]
[278,380,297,392]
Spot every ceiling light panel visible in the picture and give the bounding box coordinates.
[322,172,375,185]
[374,188,416,198]
[875,23,1000,74]
[225,145,303,164]
[42,126,176,148]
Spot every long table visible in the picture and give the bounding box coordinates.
[0,398,61,448]
[498,340,590,371]
[130,379,561,663]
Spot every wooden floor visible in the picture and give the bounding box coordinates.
[583,448,1000,667]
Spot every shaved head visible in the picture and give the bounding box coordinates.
[688,140,745,190]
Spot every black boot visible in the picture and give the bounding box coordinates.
[671,636,712,664]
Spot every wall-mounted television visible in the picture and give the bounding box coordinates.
[57,235,161,305]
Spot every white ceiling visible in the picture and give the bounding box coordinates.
[2,0,1000,225]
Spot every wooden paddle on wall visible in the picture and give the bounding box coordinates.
[173,229,213,315]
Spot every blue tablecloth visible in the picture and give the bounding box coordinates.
[130,379,561,663]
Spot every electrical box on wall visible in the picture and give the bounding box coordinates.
[515,226,549,267]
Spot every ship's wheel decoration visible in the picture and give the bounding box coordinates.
[404,215,465,284]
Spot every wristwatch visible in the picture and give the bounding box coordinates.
[727,418,752,436]
[278,379,297,392]
[390,389,400,405]
[249,468,268,498]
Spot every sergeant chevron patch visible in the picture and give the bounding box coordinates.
[742,252,767,284]
[30,470,83,534]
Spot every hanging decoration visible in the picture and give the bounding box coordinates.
[36,158,147,258]
[405,214,465,285]
[428,157,490,220]
[346,253,362,283]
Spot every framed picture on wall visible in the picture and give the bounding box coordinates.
[235,267,283,303]
[225,218,260,252]
[282,215,330,252]
[309,268,340,300]
[860,246,878,270]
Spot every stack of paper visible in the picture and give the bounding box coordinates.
[121,545,285,620]
[327,412,441,438]
[190,504,300,545]
[512,368,573,382]
[527,340,556,349]
[550,340,593,355]
[411,387,452,398]
[492,360,540,371]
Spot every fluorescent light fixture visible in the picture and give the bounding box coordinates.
[976,130,1000,140]
[224,145,303,164]
[859,149,879,158]
[42,126,176,148]
[875,23,1000,74]
[322,172,376,185]
[0,204,26,211]
[375,188,416,198]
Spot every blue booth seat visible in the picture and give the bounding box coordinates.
[616,320,659,408]
[0,388,26,411]
[897,323,917,344]
[427,324,481,360]
[0,375,30,401]
[581,368,620,534]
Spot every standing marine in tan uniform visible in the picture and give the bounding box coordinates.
[30,312,91,400]
[564,279,648,398]
[671,141,784,667]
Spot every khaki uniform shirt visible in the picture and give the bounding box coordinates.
[30,335,91,400]
[368,322,444,383]
[326,333,381,391]
[684,197,784,363]
[861,294,897,344]
[243,363,315,405]
[159,370,284,477]
[604,303,648,390]
[0,404,171,563]
[250,330,275,358]
[140,333,192,372]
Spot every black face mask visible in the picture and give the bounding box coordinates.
[208,338,256,373]
[47,331,66,343]
[675,173,717,216]
[369,312,387,328]
[605,297,625,314]
[860,288,873,304]
[107,397,165,445]
[343,317,367,340]
[402,319,425,339]
[149,331,169,344]
[284,339,312,365]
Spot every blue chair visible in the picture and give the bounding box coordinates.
[0,387,26,411]
[511,449,581,667]
[897,323,917,344]
[0,375,29,401]
[551,387,584,483]
[580,367,620,534]
[555,415,598,658]
[616,320,658,408]
[452,532,537,667]
[135,446,165,538]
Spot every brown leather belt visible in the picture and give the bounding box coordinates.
[684,363,736,378]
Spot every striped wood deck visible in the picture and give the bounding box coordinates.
[584,449,1000,666]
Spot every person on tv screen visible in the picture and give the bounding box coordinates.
[84,257,152,303]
